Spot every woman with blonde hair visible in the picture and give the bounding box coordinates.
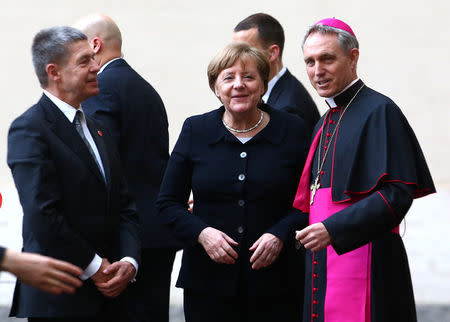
[157,42,309,322]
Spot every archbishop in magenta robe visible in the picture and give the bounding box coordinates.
[293,79,435,322]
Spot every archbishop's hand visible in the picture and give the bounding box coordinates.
[95,261,136,298]
[198,227,239,264]
[1,250,83,295]
[249,233,283,270]
[295,222,332,252]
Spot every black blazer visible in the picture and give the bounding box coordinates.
[7,94,141,318]
[157,105,308,296]
[83,58,179,249]
[267,69,320,135]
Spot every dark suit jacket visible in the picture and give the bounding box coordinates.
[0,246,5,264]
[267,68,320,135]
[83,58,179,249]
[7,94,141,318]
[157,105,308,297]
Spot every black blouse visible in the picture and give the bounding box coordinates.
[157,104,309,296]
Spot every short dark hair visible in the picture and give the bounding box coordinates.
[234,13,285,58]
[32,26,87,88]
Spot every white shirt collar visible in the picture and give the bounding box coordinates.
[43,90,82,123]
[98,57,121,74]
[325,78,360,108]
[262,66,287,103]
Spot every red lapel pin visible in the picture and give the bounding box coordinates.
[97,130,103,136]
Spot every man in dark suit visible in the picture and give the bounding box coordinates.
[75,15,179,322]
[233,13,320,135]
[7,26,141,321]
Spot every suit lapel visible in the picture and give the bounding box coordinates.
[40,95,105,184]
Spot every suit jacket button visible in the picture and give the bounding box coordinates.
[238,174,245,181]
[240,152,247,158]
[237,226,244,234]
[238,199,245,207]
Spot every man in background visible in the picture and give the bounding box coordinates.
[233,13,320,135]
[75,14,179,322]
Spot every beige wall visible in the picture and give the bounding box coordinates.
[0,0,448,189]
[0,0,449,304]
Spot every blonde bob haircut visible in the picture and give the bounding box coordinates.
[207,42,270,94]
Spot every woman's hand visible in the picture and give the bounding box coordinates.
[198,227,239,264]
[249,233,283,270]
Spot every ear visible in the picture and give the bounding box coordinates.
[267,44,280,63]
[349,48,359,70]
[214,84,219,97]
[214,86,222,102]
[46,63,60,83]
[260,82,266,97]
[90,37,102,54]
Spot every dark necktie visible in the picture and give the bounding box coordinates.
[73,110,105,181]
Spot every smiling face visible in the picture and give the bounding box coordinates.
[55,40,100,106]
[303,32,358,97]
[214,58,265,115]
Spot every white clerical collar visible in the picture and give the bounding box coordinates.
[43,90,82,123]
[262,66,287,103]
[98,57,121,74]
[325,78,360,108]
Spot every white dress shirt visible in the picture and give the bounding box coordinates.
[98,57,121,74]
[43,90,138,280]
[237,137,252,144]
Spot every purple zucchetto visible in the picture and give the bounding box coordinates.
[315,18,356,38]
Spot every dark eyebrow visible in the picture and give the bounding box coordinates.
[320,52,336,60]
[77,53,94,63]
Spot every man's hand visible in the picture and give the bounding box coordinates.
[198,227,239,264]
[95,261,136,298]
[1,250,83,295]
[91,258,112,284]
[249,233,283,270]
[295,222,332,252]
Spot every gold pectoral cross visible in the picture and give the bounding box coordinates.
[310,176,320,205]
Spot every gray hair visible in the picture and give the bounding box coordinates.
[32,26,87,88]
[301,24,359,54]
